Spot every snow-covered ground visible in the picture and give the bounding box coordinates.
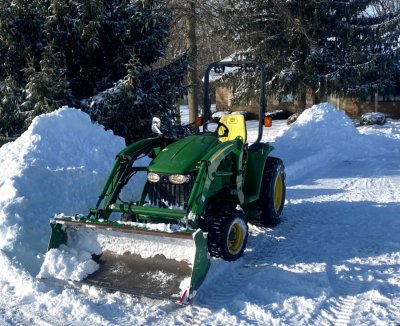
[0,103,399,325]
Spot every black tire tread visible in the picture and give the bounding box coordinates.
[207,206,248,261]
[256,156,286,227]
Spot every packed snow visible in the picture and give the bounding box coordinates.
[0,103,399,325]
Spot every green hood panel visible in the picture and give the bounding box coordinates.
[148,135,219,174]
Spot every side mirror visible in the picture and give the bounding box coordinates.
[151,117,162,134]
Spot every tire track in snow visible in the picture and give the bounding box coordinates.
[310,263,365,326]
[245,209,310,269]
[309,240,385,326]
[305,159,396,325]
[343,176,397,203]
[334,157,400,204]
[181,305,213,326]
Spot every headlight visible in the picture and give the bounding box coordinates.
[168,174,191,184]
[147,172,160,183]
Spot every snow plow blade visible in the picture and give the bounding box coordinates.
[47,218,210,304]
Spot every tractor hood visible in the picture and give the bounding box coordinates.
[148,135,219,174]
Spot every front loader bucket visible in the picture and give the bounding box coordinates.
[48,219,210,303]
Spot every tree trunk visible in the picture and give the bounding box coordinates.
[297,0,307,113]
[186,1,199,124]
[297,82,307,113]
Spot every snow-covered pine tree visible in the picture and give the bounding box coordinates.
[222,0,400,112]
[0,0,188,141]
[0,0,46,88]
[23,45,71,121]
[82,0,189,143]
[87,53,189,144]
[0,86,25,138]
[307,1,400,101]
[0,0,46,135]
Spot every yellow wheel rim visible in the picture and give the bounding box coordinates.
[273,174,284,212]
[227,222,244,255]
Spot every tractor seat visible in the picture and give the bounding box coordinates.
[218,114,247,143]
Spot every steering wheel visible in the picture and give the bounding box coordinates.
[203,121,229,138]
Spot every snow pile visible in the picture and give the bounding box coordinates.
[38,245,99,281]
[272,103,365,181]
[38,225,104,281]
[275,102,362,154]
[0,107,124,275]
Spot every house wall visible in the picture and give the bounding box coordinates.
[217,88,313,118]
[215,85,400,119]
[331,97,400,119]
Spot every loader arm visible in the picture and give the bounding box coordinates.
[93,135,165,219]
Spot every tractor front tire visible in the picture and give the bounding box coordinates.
[257,157,286,227]
[207,208,248,261]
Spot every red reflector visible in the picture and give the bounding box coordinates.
[264,116,272,127]
[194,116,203,127]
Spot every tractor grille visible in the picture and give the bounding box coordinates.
[148,174,195,209]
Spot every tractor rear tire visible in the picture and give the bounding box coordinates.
[257,157,286,227]
[207,207,248,261]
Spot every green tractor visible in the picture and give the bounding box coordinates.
[46,61,286,304]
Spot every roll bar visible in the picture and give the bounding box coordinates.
[203,61,267,144]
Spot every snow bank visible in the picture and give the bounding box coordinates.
[0,107,125,275]
[274,102,362,155]
[272,103,365,182]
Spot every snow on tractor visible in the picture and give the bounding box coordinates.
[47,61,286,304]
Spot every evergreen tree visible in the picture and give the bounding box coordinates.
[223,0,400,111]
[86,53,189,144]
[0,85,24,137]
[23,45,71,121]
[0,0,46,87]
[0,0,188,142]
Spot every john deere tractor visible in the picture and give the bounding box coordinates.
[46,61,286,303]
